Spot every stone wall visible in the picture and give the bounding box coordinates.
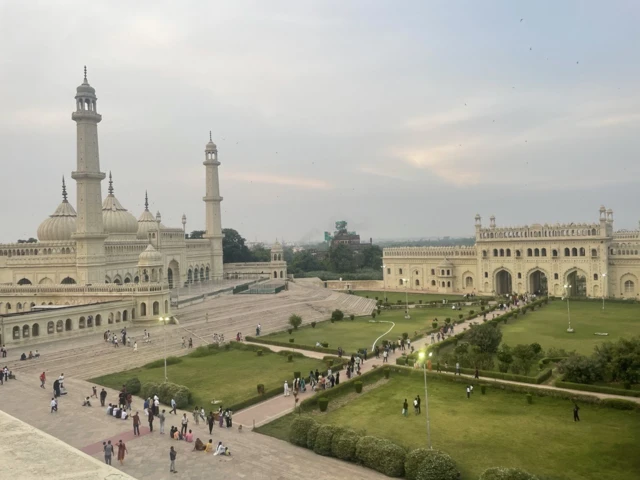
[325,280,383,290]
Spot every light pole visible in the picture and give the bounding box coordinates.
[402,278,410,319]
[418,351,432,449]
[563,284,573,333]
[159,316,169,382]
[601,273,606,310]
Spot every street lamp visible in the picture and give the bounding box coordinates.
[402,278,410,319]
[563,284,573,333]
[159,316,170,382]
[601,273,607,310]
[418,351,432,449]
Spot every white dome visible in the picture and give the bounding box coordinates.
[137,192,165,240]
[102,173,138,237]
[37,178,77,242]
[138,244,163,265]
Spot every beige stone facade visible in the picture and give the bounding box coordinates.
[383,210,639,299]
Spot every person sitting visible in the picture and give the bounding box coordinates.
[205,439,214,453]
[34,350,40,358]
[106,403,113,415]
[82,396,92,407]
[169,426,177,438]
[113,406,120,418]
[20,353,26,361]
[120,409,128,420]
[173,429,181,440]
[28,351,34,359]
[224,447,231,456]
[214,441,225,455]
[184,429,194,442]
[194,438,206,451]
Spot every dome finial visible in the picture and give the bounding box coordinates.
[62,176,68,202]
[83,65,87,82]
[209,131,212,142]
[144,190,149,211]
[108,171,114,195]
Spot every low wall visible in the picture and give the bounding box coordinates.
[325,280,383,290]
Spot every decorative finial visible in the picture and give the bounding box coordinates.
[209,131,212,142]
[62,176,68,202]
[83,65,87,82]
[144,191,149,211]
[108,171,114,195]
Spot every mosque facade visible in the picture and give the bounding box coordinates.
[383,212,640,299]
[0,69,286,345]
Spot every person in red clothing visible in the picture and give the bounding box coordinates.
[40,372,46,389]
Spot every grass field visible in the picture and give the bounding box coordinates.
[499,300,640,355]
[265,305,473,353]
[91,348,326,409]
[354,290,467,304]
[257,374,640,480]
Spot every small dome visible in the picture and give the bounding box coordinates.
[138,244,163,266]
[272,239,283,251]
[37,178,77,242]
[102,173,138,237]
[76,67,96,97]
[137,191,165,239]
[205,131,217,151]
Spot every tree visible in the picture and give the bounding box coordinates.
[250,244,272,262]
[222,228,253,263]
[496,344,513,373]
[289,314,302,330]
[561,354,604,384]
[328,244,357,273]
[331,309,344,321]
[466,323,503,354]
[594,336,640,386]
[17,238,38,243]
[511,344,537,375]
[360,245,383,270]
[189,230,206,239]
[290,250,324,273]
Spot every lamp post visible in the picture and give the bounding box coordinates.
[159,316,169,382]
[418,351,432,449]
[563,284,573,333]
[601,273,606,310]
[402,278,410,319]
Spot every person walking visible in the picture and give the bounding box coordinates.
[40,372,46,389]
[117,440,128,465]
[283,380,290,397]
[100,388,107,406]
[148,408,154,432]
[103,441,114,465]
[132,411,140,436]
[133,341,138,352]
[416,395,421,414]
[402,399,408,417]
[466,385,471,399]
[455,362,460,376]
[159,409,166,434]
[413,397,419,415]
[50,397,58,413]
[170,398,177,415]
[207,411,215,434]
[169,446,177,473]
[474,367,479,379]
[573,404,580,422]
[383,350,388,363]
[193,406,200,425]
[91,385,98,398]
[181,413,188,436]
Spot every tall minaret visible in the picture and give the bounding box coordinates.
[71,67,107,284]
[203,132,224,280]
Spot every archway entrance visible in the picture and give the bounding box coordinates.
[168,260,180,289]
[529,270,548,295]
[495,270,512,295]
[567,271,587,297]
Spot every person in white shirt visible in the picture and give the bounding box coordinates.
[214,442,226,455]
[50,398,58,413]
[121,410,128,420]
[283,381,290,397]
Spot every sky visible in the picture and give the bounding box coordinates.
[0,0,639,244]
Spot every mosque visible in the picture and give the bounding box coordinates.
[383,212,640,299]
[0,69,286,345]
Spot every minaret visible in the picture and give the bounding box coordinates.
[70,66,107,284]
[203,132,224,280]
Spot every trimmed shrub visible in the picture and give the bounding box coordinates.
[432,322,438,329]
[383,367,390,379]
[350,314,355,320]
[257,384,265,394]
[405,448,430,480]
[257,350,263,356]
[318,397,329,412]
[356,436,405,477]
[526,394,533,404]
[125,377,141,395]
[313,424,338,456]
[332,428,358,461]
[479,467,539,480]
[287,328,293,335]
[600,399,638,410]
[306,422,320,449]
[311,322,316,328]
[480,384,487,395]
[287,354,293,362]
[144,356,181,369]
[321,342,329,348]
[289,416,317,447]
[415,450,459,480]
[555,380,640,398]
[331,309,344,321]
[354,381,363,393]
[140,381,160,400]
[372,311,377,319]
[289,338,294,343]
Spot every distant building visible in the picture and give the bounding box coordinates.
[325,221,373,252]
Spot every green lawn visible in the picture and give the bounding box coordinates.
[257,374,640,480]
[354,290,467,304]
[499,300,640,355]
[265,305,473,353]
[91,348,326,409]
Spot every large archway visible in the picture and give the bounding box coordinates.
[566,270,587,297]
[529,270,548,295]
[495,269,512,295]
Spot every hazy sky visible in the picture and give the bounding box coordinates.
[1,1,639,244]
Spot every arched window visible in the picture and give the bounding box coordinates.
[572,248,578,256]
[541,248,547,257]
[430,269,435,275]
[564,248,570,256]
[399,268,403,275]
[61,277,76,284]
[399,279,404,286]
[140,303,147,316]
[95,314,102,326]
[593,273,598,281]
[482,250,487,258]
[552,249,558,257]
[47,321,54,334]
[493,249,498,257]
[527,248,533,257]
[22,324,30,338]
[554,273,559,280]
[506,249,511,257]
[534,248,540,257]
[12,326,20,339]
[65,319,72,331]
[441,282,445,287]
[447,270,451,275]
[624,280,635,294]
[431,280,436,286]
[499,249,504,257]
[273,271,278,279]
[579,247,585,256]
[515,250,521,257]
[123,310,128,322]
[152,302,160,315]
[447,281,451,287]
[415,279,420,286]
[465,277,473,287]
[79,317,86,329]
[87,315,94,327]
[56,320,63,332]
[17,278,32,285]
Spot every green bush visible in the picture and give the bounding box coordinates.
[257,350,263,356]
[287,328,293,335]
[318,397,329,412]
[289,416,317,447]
[526,394,533,404]
[144,356,181,369]
[356,436,405,477]
[555,380,640,398]
[289,338,294,343]
[479,467,539,480]
[402,332,409,340]
[350,314,355,320]
[354,381,363,393]
[405,448,430,480]
[257,384,264,394]
[600,399,638,410]
[415,450,459,480]
[189,346,213,358]
[332,428,358,461]
[311,322,316,328]
[372,311,377,319]
[140,381,160,400]
[432,322,438,329]
[314,424,338,456]
[124,377,141,394]
[287,354,293,362]
[383,368,390,379]
[331,309,344,321]
[480,384,487,395]
[307,422,320,449]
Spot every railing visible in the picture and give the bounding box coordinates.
[0,283,169,294]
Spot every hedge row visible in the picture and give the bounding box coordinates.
[140,381,192,409]
[479,467,539,479]
[245,336,341,355]
[555,380,640,398]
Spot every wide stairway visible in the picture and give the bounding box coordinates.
[6,283,376,381]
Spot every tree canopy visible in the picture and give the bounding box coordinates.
[466,323,503,354]
[222,228,254,263]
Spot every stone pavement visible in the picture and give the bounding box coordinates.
[0,375,388,480]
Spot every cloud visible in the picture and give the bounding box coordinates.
[576,113,640,128]
[225,171,332,190]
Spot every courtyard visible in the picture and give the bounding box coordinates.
[257,372,640,480]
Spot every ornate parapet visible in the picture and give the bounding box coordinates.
[383,246,476,258]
